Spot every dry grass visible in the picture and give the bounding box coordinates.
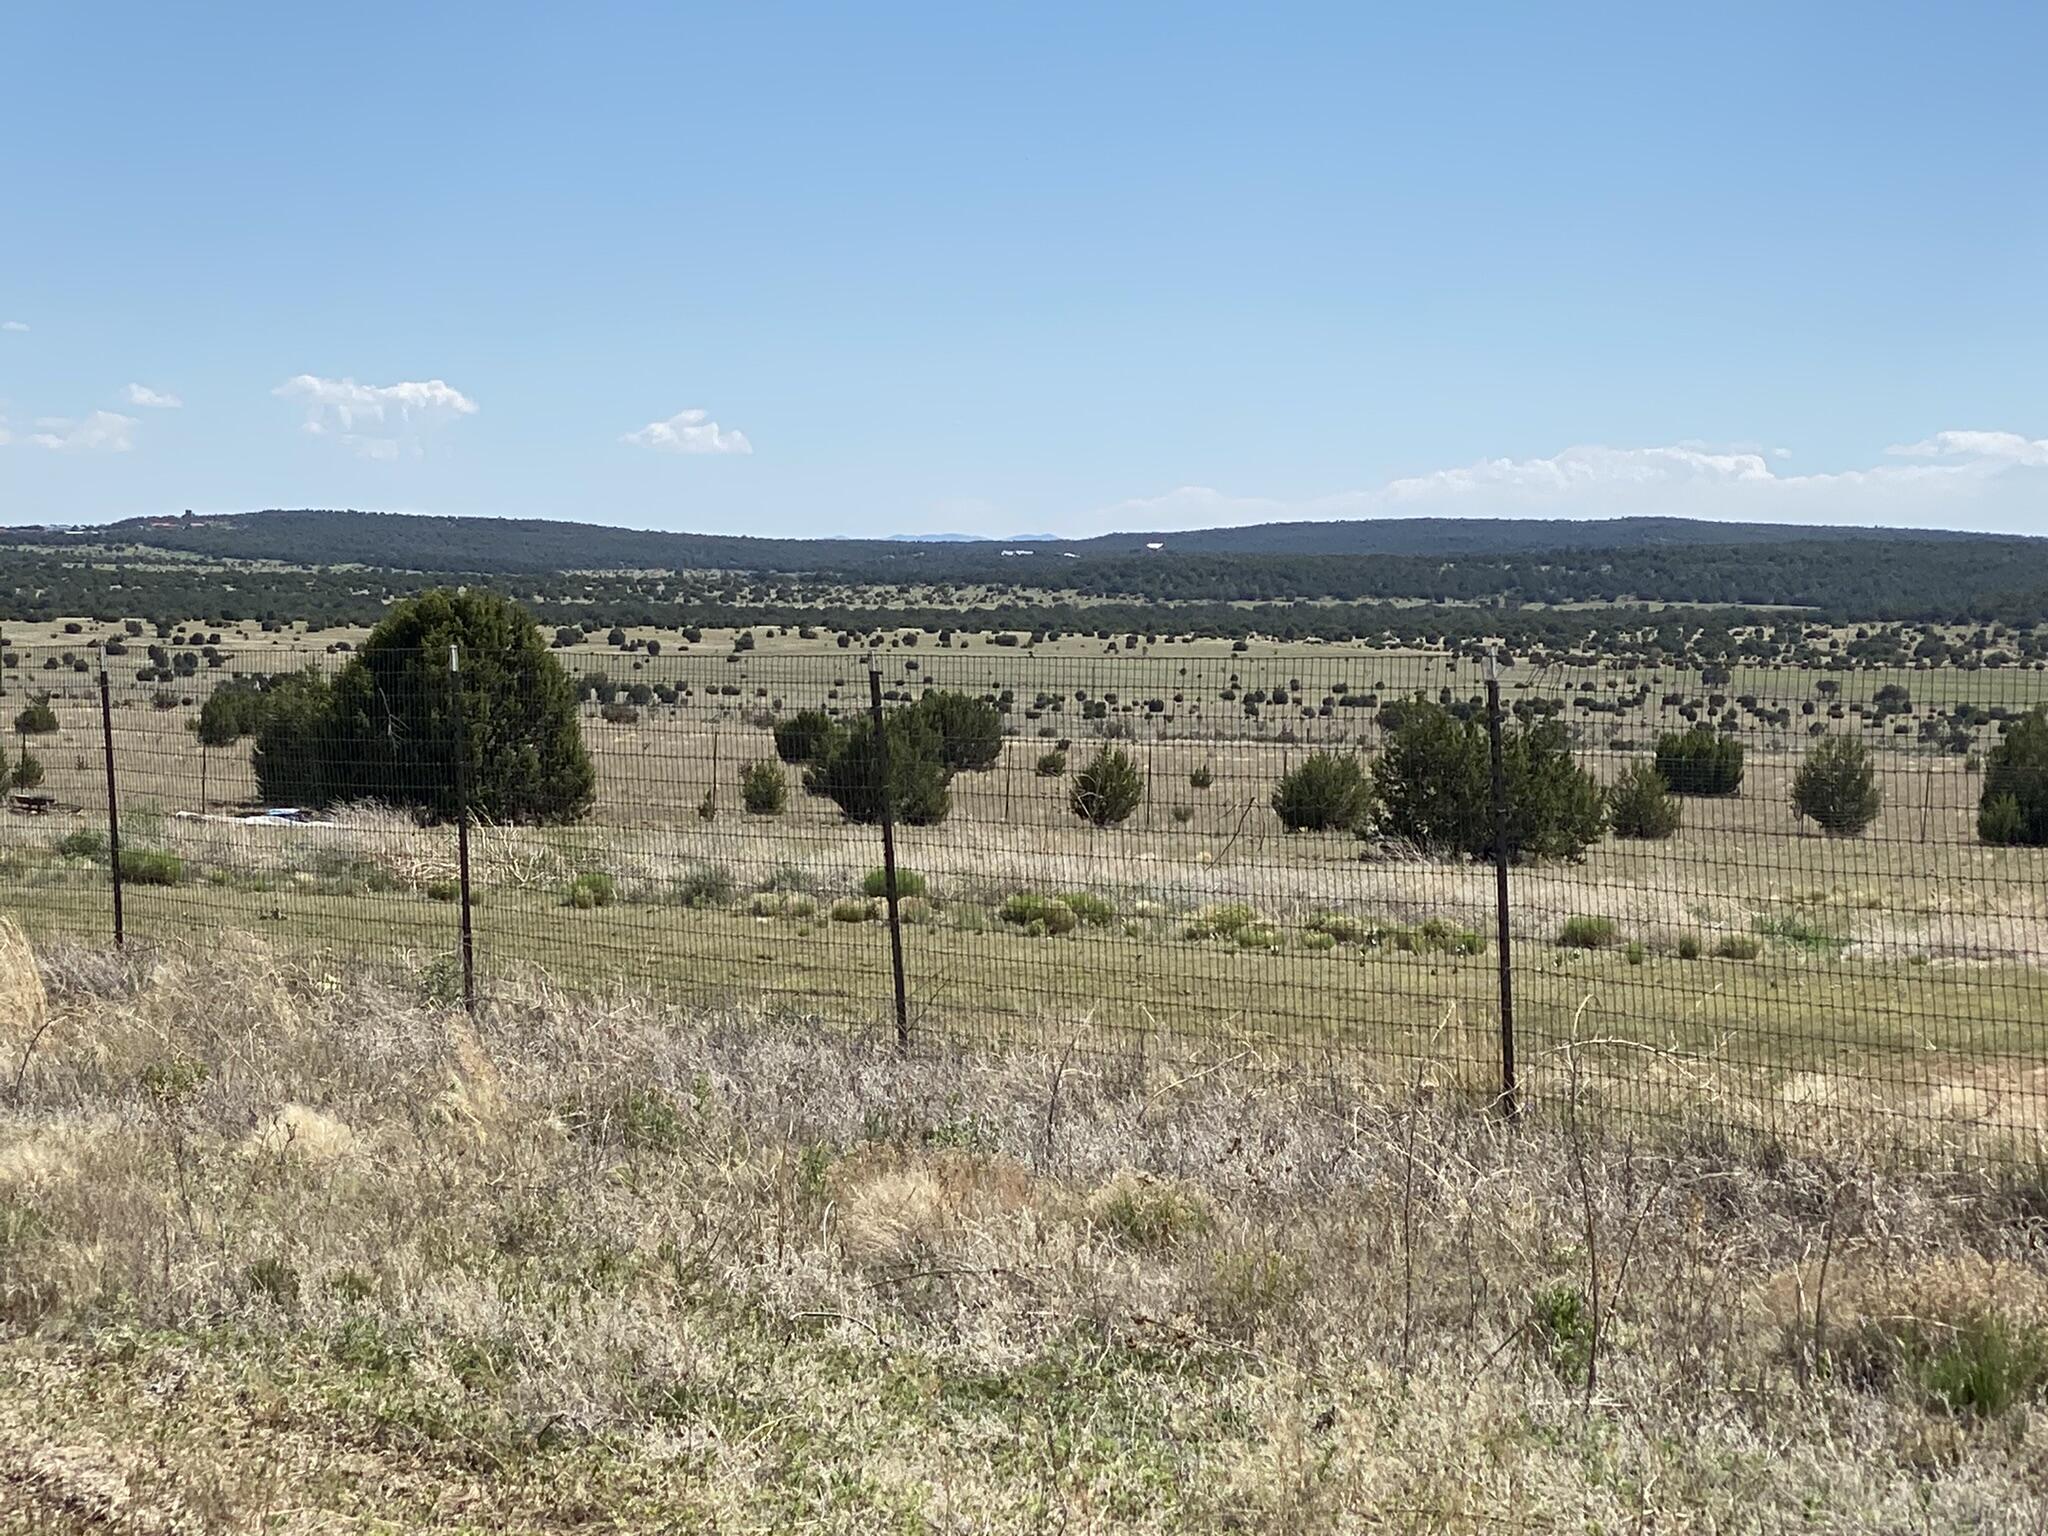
[2,934,2046,1532]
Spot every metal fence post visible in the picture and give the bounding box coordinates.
[868,668,911,1051]
[99,666,125,949]
[1484,655,1519,1120]
[450,644,476,1013]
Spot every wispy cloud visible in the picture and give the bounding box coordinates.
[275,374,477,459]
[26,411,139,453]
[1083,430,2048,537]
[123,383,183,410]
[1,320,27,333]
[622,408,752,455]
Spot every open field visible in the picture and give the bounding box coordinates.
[6,642,2048,1154]
[2,939,2046,1531]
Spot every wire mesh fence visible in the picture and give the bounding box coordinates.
[4,638,2045,1159]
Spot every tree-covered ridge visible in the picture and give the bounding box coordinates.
[5,508,2048,623]
[5,547,2048,665]
[3,507,2006,570]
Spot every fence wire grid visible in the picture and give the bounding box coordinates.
[5,640,2045,1161]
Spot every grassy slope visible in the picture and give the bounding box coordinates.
[3,943,2046,1532]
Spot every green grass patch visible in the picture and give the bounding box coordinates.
[1558,915,1620,950]
[118,849,185,887]
[861,867,928,900]
[1753,911,1851,954]
[566,871,616,909]
[1059,890,1116,926]
[999,891,1078,936]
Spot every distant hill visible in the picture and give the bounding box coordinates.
[1,507,2019,571]
[4,507,2045,622]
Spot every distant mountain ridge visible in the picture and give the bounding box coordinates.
[2,507,2024,574]
[4,507,2045,622]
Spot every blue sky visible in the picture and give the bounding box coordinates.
[3,2,2044,537]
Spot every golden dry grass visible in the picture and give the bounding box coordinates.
[1,940,2046,1532]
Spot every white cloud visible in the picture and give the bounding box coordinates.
[26,411,139,453]
[622,408,752,455]
[1085,429,2048,537]
[1887,430,2048,468]
[1,320,26,333]
[275,374,478,459]
[122,383,182,409]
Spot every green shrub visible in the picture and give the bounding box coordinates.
[1625,940,1647,966]
[1676,933,1703,960]
[7,749,43,792]
[1370,700,1605,862]
[1790,735,1881,835]
[739,760,787,816]
[196,680,266,747]
[1753,912,1849,954]
[566,871,616,909]
[1170,804,1194,824]
[1091,1172,1212,1249]
[1069,746,1144,827]
[1713,933,1762,960]
[1271,751,1372,832]
[249,669,334,809]
[1825,1272,2048,1419]
[255,590,594,824]
[424,877,461,902]
[1188,764,1214,790]
[860,867,928,900]
[12,698,58,736]
[1060,890,1116,926]
[830,898,876,923]
[805,709,952,826]
[1980,792,2026,845]
[1184,903,1261,941]
[1558,915,1619,949]
[1233,923,1285,950]
[1375,918,1484,955]
[1034,749,1068,778]
[1607,760,1681,839]
[1306,910,1370,944]
[672,864,735,908]
[119,849,184,887]
[140,1054,210,1108]
[1654,724,1745,796]
[999,891,1079,936]
[1435,921,1487,956]
[1531,1282,1594,1383]
[1978,707,2048,846]
[56,828,107,860]
[908,689,1003,773]
[773,709,843,765]
[1894,1314,2048,1418]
